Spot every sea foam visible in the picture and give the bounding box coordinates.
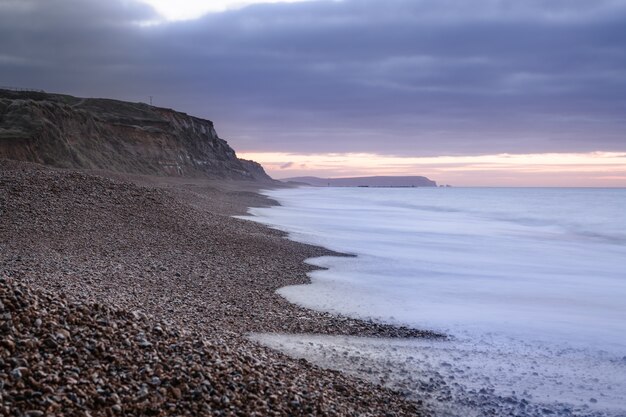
[242,187,626,415]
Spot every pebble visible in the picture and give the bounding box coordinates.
[0,161,433,416]
[0,276,421,416]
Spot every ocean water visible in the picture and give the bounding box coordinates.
[241,187,626,416]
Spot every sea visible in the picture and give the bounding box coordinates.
[240,187,626,417]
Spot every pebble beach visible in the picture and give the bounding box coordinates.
[0,160,437,416]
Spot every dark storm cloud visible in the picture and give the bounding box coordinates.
[1,0,624,155]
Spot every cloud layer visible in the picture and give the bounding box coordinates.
[1,0,625,156]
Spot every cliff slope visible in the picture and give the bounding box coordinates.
[0,89,272,181]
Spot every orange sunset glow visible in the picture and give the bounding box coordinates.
[237,151,626,187]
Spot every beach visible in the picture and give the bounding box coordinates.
[3,1,623,415]
[0,160,434,416]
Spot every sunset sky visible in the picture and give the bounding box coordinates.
[1,0,625,186]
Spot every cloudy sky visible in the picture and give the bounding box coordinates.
[1,0,625,185]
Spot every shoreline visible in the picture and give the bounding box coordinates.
[241,186,626,417]
[0,159,436,416]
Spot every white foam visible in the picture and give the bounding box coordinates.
[251,332,626,416]
[240,187,626,415]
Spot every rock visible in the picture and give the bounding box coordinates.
[138,339,152,348]
[56,329,70,340]
[11,367,23,379]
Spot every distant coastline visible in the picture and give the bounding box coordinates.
[282,175,440,187]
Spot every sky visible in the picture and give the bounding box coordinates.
[1,0,625,186]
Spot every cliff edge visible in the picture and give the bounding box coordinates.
[0,89,272,181]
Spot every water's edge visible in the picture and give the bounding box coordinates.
[241,187,626,417]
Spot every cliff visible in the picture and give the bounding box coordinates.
[283,176,438,187]
[0,89,272,181]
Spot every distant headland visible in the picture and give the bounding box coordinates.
[282,175,440,187]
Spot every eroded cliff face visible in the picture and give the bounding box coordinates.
[0,89,272,181]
